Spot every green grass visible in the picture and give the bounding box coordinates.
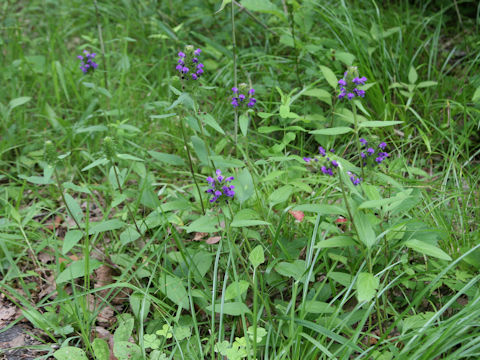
[1,0,480,359]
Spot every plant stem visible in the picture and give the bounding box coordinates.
[231,1,238,153]
[93,0,109,93]
[179,116,205,215]
[351,101,364,178]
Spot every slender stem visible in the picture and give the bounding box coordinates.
[351,101,364,178]
[231,2,238,153]
[93,0,109,93]
[180,116,205,215]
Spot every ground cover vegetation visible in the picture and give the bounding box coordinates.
[1,0,480,359]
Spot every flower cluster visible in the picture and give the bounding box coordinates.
[359,139,389,165]
[77,50,98,74]
[347,171,362,186]
[175,46,204,81]
[338,66,367,100]
[231,85,256,108]
[205,170,235,203]
[304,146,338,176]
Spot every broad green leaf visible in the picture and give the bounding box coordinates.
[120,227,141,245]
[408,66,418,84]
[231,219,270,227]
[305,301,335,314]
[113,341,142,360]
[64,193,83,224]
[185,215,220,233]
[249,245,265,268]
[292,204,347,216]
[234,168,254,203]
[359,121,402,128]
[88,219,125,235]
[75,125,108,134]
[319,65,338,89]
[473,86,480,103]
[206,302,251,316]
[310,127,353,135]
[201,113,225,135]
[158,275,189,309]
[9,96,31,110]
[239,114,249,136]
[279,104,290,118]
[56,259,102,284]
[417,81,437,88]
[62,182,92,195]
[358,193,410,210]
[23,175,54,185]
[54,347,88,360]
[275,260,306,281]
[404,239,452,261]
[316,236,356,248]
[167,92,194,110]
[92,339,110,360]
[302,88,331,105]
[129,292,151,321]
[357,272,379,302]
[62,230,83,254]
[225,280,250,301]
[240,0,286,20]
[354,212,377,248]
[191,135,209,164]
[117,153,144,162]
[114,314,135,343]
[81,157,109,171]
[329,271,353,287]
[216,0,232,13]
[268,185,293,205]
[148,150,185,166]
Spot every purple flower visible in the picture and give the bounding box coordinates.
[182,66,189,73]
[191,73,198,80]
[361,152,366,158]
[196,68,204,75]
[354,88,366,97]
[232,87,238,93]
[379,142,387,150]
[249,88,255,95]
[367,147,375,155]
[303,157,312,163]
[176,64,183,72]
[338,90,347,99]
[319,146,326,157]
[338,79,347,86]
[347,92,355,100]
[194,48,202,56]
[206,170,235,203]
[78,50,98,74]
[347,171,362,185]
[360,138,367,146]
[231,98,239,107]
[331,160,339,167]
[239,94,245,101]
[178,51,186,58]
[192,57,199,63]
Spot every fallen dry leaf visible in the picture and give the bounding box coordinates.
[206,236,221,244]
[193,232,208,241]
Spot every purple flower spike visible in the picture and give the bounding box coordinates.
[77,50,98,74]
[206,170,235,204]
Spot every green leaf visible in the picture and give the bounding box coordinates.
[275,260,306,281]
[117,153,144,162]
[64,193,83,224]
[234,168,254,203]
[114,314,134,343]
[319,65,338,89]
[88,219,125,235]
[206,302,251,316]
[279,104,290,118]
[216,0,232,13]
[185,215,220,233]
[302,88,331,105]
[249,245,265,268]
[113,341,142,360]
[357,272,379,302]
[53,346,88,360]
[159,275,189,309]
[408,66,418,84]
[310,127,353,135]
[9,96,31,110]
[354,212,377,249]
[239,114,249,136]
[62,230,83,254]
[81,157,109,171]
[231,219,270,227]
[316,236,356,248]
[404,239,452,261]
[240,0,286,20]
[292,204,347,216]
[268,185,293,205]
[473,86,480,103]
[201,113,225,135]
[148,150,185,166]
[23,175,54,185]
[305,301,335,314]
[359,120,402,128]
[225,280,250,301]
[417,81,437,88]
[92,339,110,360]
[56,259,102,284]
[129,292,151,321]
[191,135,209,164]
